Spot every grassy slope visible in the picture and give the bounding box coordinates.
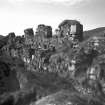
[21,71,75,99]
[83,27,105,40]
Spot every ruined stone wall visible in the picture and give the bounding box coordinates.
[0,20,83,73]
[58,20,83,42]
[36,24,52,38]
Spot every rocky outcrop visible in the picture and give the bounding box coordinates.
[0,56,20,95]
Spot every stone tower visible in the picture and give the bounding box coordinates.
[24,28,34,45]
[58,20,83,42]
[36,24,52,38]
[8,32,16,45]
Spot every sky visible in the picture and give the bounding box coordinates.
[0,0,105,35]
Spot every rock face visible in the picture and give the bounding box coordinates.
[0,56,37,105]
[0,57,20,95]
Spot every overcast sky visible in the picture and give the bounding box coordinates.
[0,0,105,35]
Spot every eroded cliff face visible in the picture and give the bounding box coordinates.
[0,57,20,95]
[0,56,37,105]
